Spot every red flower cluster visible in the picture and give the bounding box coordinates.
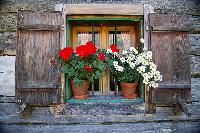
[98,52,105,60]
[110,44,119,53]
[84,65,93,72]
[76,41,97,57]
[59,47,73,61]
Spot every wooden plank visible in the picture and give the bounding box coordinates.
[150,14,189,31]
[18,24,60,31]
[16,31,60,87]
[144,4,155,114]
[144,4,154,50]
[18,11,62,26]
[16,11,62,105]
[67,15,143,20]
[17,88,60,105]
[151,32,190,86]
[64,4,143,15]
[152,88,191,104]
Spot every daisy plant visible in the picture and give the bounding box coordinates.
[106,39,162,88]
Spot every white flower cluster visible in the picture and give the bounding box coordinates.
[113,61,124,72]
[109,38,162,88]
[136,51,162,88]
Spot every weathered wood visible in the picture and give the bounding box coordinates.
[144,4,155,50]
[18,24,60,31]
[16,11,62,106]
[151,32,190,85]
[178,98,191,117]
[144,4,155,114]
[17,88,60,105]
[150,14,189,31]
[152,88,191,104]
[147,13,190,113]
[64,4,143,15]
[145,85,156,114]
[18,11,62,26]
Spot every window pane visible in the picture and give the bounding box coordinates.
[77,31,100,48]
[109,31,131,50]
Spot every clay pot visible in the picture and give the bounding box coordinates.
[120,82,137,99]
[71,80,89,99]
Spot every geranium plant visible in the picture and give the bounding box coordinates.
[106,39,162,88]
[59,41,106,86]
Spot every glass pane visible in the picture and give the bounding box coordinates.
[109,31,131,50]
[77,31,100,48]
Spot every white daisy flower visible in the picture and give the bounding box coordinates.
[140,38,145,43]
[113,61,118,66]
[130,47,138,54]
[129,62,136,69]
[122,50,128,55]
[120,57,126,63]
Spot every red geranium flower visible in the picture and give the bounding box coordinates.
[110,44,119,53]
[59,47,73,61]
[76,44,88,57]
[84,65,93,72]
[98,52,105,60]
[86,41,97,55]
[76,41,97,57]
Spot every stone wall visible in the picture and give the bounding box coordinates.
[0,0,200,96]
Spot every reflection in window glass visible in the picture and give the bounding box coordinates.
[77,31,100,48]
[109,31,131,50]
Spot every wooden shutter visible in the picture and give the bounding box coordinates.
[16,11,62,106]
[149,14,191,110]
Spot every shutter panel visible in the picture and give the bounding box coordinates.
[16,11,62,105]
[149,14,191,106]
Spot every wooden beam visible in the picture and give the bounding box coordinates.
[64,4,143,15]
[18,24,60,31]
[144,4,155,114]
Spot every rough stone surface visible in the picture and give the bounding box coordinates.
[0,122,200,133]
[191,55,200,75]
[190,34,200,74]
[0,0,200,15]
[0,32,16,53]
[190,34,200,53]
[0,12,17,31]
[189,15,200,34]
[0,56,15,96]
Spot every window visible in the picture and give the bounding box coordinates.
[66,16,144,100]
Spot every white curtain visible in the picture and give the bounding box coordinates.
[121,31,130,50]
[78,32,90,44]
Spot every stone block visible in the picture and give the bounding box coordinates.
[0,56,15,96]
[0,32,16,55]
[190,55,200,75]
[0,12,17,31]
[190,34,200,55]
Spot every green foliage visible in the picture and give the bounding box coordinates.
[60,51,106,85]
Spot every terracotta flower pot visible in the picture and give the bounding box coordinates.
[71,80,89,99]
[120,82,137,99]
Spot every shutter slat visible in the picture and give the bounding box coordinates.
[150,14,189,31]
[18,24,60,31]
